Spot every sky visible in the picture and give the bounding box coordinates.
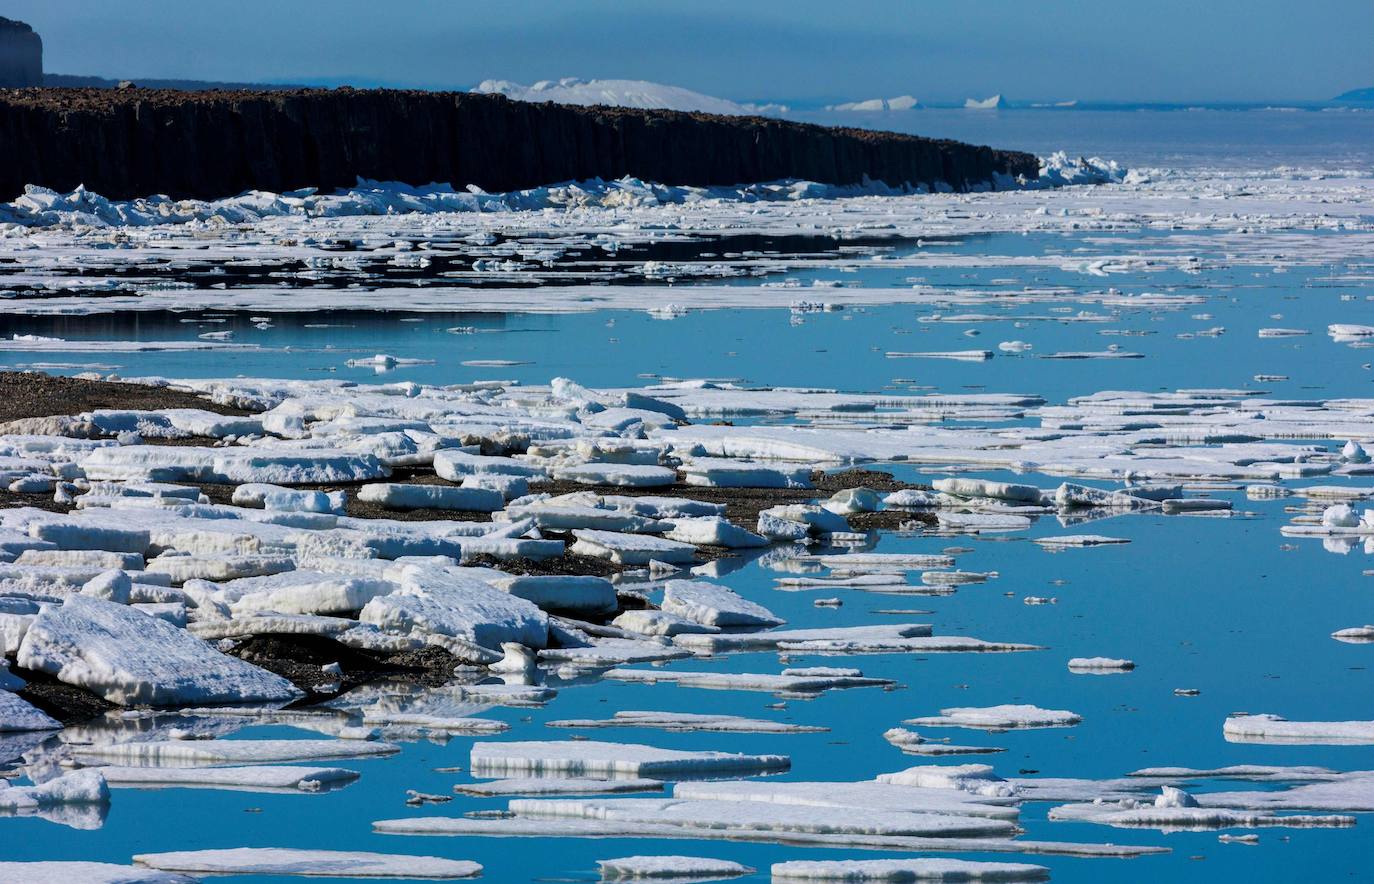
[7,0,1372,103]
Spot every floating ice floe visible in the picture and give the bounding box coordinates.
[0,689,60,732]
[1223,713,1374,745]
[606,666,895,695]
[0,862,195,883]
[904,705,1082,730]
[453,777,665,797]
[660,580,783,628]
[1034,535,1130,548]
[95,765,359,793]
[770,858,1050,882]
[131,849,482,878]
[882,729,1004,756]
[72,738,399,767]
[1067,657,1135,673]
[468,740,790,779]
[546,711,827,734]
[597,855,755,880]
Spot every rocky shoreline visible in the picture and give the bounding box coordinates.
[0,370,927,725]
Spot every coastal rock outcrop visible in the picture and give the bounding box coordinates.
[0,87,1038,200]
[0,17,41,88]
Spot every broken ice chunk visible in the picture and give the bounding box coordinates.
[16,595,302,706]
[469,740,789,779]
[771,858,1049,882]
[130,849,481,878]
[597,855,754,880]
[660,580,784,628]
[0,689,60,732]
[904,705,1082,730]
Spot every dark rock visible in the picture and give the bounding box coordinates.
[0,17,40,88]
[0,87,1039,200]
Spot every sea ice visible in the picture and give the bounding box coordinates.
[904,705,1082,730]
[469,740,790,779]
[16,595,302,705]
[131,849,482,878]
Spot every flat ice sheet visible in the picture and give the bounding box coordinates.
[131,848,481,878]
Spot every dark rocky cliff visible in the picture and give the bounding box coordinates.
[0,17,41,88]
[0,87,1039,201]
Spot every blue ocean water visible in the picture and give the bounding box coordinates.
[3,110,1374,883]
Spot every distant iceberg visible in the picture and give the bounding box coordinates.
[965,94,1007,110]
[472,77,786,116]
[827,95,920,112]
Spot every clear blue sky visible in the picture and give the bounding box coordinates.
[9,0,1371,102]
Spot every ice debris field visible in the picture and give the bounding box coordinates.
[2,150,1374,883]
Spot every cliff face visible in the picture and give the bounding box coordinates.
[0,87,1039,201]
[0,17,41,88]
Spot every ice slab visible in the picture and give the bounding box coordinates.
[454,777,665,797]
[469,740,789,779]
[660,580,783,628]
[672,625,930,654]
[493,575,617,615]
[598,855,753,880]
[96,764,360,793]
[571,529,699,565]
[0,862,196,883]
[613,609,721,637]
[73,738,399,767]
[606,667,894,694]
[0,689,60,732]
[1224,714,1374,745]
[1067,657,1135,673]
[671,780,1016,818]
[16,595,302,706]
[132,849,481,878]
[0,768,108,812]
[1035,535,1130,548]
[539,638,692,668]
[359,566,549,650]
[357,482,505,513]
[904,705,1082,730]
[554,463,678,487]
[505,796,1015,838]
[771,858,1049,881]
[546,711,827,734]
[883,729,1005,756]
[680,459,812,489]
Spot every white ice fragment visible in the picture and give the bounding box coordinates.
[81,569,132,604]
[660,579,783,628]
[1224,713,1374,745]
[570,529,698,565]
[904,705,1082,730]
[597,855,754,879]
[0,689,60,732]
[491,575,618,615]
[470,740,789,779]
[546,711,826,734]
[932,478,1044,503]
[771,858,1049,881]
[73,738,398,767]
[1067,657,1135,673]
[663,517,767,549]
[96,765,359,793]
[612,609,720,637]
[0,768,108,811]
[17,595,302,706]
[131,849,481,878]
[357,482,504,512]
[1322,504,1360,528]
